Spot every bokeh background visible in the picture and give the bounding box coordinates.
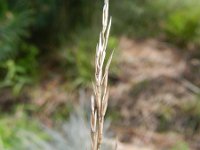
[0,0,200,149]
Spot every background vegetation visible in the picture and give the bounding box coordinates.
[0,0,200,149]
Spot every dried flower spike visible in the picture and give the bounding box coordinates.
[90,0,113,150]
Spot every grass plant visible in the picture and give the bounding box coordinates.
[90,0,113,150]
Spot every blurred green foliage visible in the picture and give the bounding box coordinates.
[112,0,200,47]
[0,1,36,94]
[0,109,48,150]
[0,0,98,93]
[162,0,200,46]
[171,141,189,150]
[112,0,162,37]
[0,1,33,61]
[0,44,38,95]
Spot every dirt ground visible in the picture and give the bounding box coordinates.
[109,37,200,150]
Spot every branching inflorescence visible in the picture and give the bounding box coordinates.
[90,0,113,150]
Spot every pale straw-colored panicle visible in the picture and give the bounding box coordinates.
[90,0,113,150]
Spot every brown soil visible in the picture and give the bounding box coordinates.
[109,37,200,150]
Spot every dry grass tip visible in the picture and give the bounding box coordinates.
[90,0,113,150]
